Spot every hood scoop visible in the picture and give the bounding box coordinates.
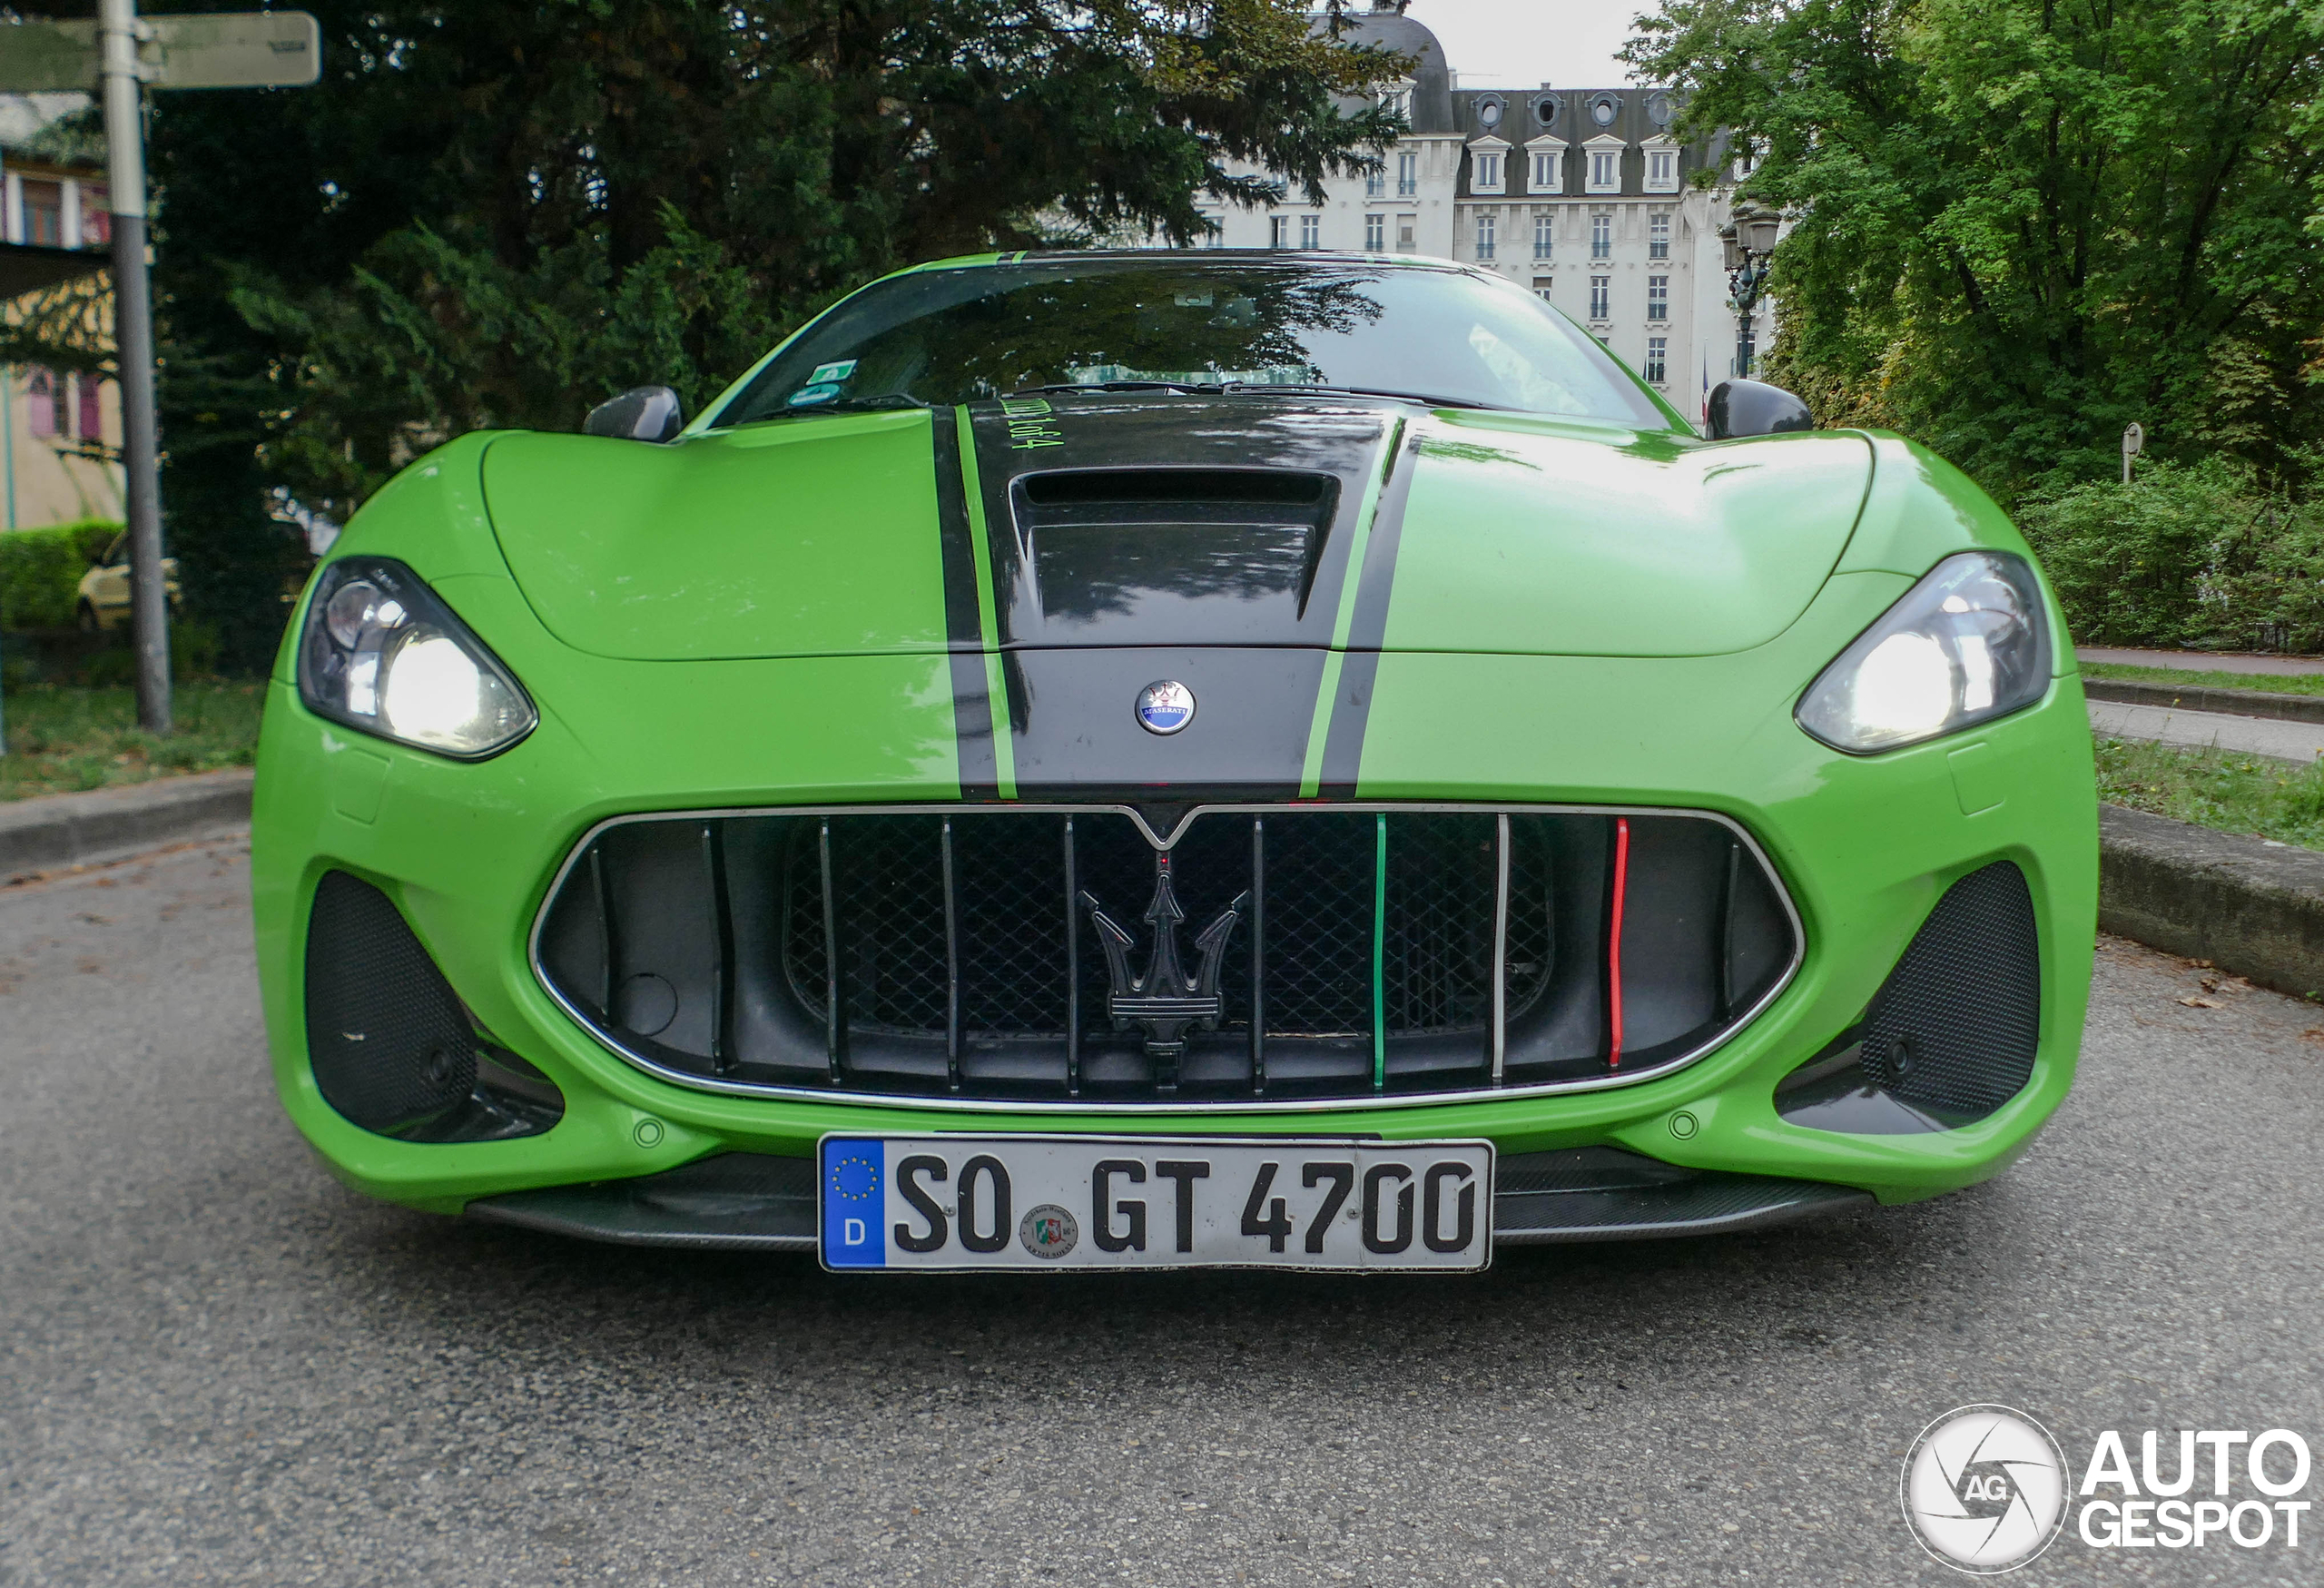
[1005,468,1340,646]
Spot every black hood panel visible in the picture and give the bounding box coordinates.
[962,394,1399,650]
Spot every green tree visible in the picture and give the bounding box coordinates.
[1625,0,2324,502]
[132,0,1410,667]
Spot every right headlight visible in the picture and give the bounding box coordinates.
[1796,550,2052,754]
[297,557,537,759]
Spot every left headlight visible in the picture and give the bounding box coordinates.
[1796,550,2052,754]
[297,557,537,759]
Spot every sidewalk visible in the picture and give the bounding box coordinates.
[0,767,254,876]
[2078,646,2324,677]
[2087,700,2324,763]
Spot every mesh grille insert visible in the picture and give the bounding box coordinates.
[537,806,1797,1103]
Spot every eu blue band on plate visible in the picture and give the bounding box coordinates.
[821,1138,888,1267]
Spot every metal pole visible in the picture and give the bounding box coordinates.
[101,0,169,735]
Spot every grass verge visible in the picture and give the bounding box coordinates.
[0,682,264,802]
[2083,661,2324,698]
[2096,734,2324,851]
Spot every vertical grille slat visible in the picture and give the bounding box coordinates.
[539,806,1798,1104]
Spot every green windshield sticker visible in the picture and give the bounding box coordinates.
[807,360,858,385]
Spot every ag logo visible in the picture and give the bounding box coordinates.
[1901,1405,2068,1573]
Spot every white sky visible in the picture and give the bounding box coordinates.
[1398,0,1655,91]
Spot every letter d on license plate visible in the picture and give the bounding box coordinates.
[818,1135,1492,1273]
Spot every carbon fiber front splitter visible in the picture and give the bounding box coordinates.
[463,1148,1872,1252]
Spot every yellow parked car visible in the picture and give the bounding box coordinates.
[74,534,181,630]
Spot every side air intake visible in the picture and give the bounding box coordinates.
[304,871,563,1142]
[1777,860,2041,1133]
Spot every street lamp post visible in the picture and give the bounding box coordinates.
[1720,201,1782,380]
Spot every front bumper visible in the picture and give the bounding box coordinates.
[463,1149,1871,1250]
[251,572,2099,1229]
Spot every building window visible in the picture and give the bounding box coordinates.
[1531,151,1561,192]
[1475,212,1496,261]
[1589,150,1619,192]
[1590,213,1612,258]
[1396,214,1417,250]
[1382,88,1408,119]
[1301,212,1321,249]
[1472,152,1502,193]
[1270,215,1288,250]
[21,181,63,248]
[1646,148,1678,191]
[1365,212,1385,252]
[1366,169,1384,198]
[1649,212,1670,259]
[1645,337,1668,384]
[1536,289,1554,303]
[1532,214,1553,261]
[76,372,101,438]
[1398,152,1418,196]
[1647,275,1669,321]
[25,367,57,437]
[1589,276,1610,321]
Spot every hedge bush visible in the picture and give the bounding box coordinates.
[0,519,122,630]
[2015,462,2324,652]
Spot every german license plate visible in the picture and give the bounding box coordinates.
[817,1134,1492,1273]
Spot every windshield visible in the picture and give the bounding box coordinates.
[716,257,1673,429]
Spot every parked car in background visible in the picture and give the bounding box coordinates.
[74,534,181,630]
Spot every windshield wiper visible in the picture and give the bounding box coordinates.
[1009,380,1218,397]
[751,393,930,423]
[1219,382,1505,410]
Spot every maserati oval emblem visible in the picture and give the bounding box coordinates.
[1135,680,1196,735]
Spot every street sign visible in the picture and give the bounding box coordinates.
[0,12,319,93]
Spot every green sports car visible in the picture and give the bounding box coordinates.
[253,251,2096,1272]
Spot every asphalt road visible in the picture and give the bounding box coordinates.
[5,836,2321,1587]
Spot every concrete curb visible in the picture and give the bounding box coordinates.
[0,767,254,876]
[2084,676,2324,725]
[2099,804,2324,998]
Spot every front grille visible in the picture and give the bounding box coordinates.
[535,805,1798,1106]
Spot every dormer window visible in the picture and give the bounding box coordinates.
[1526,137,1565,193]
[1476,95,1505,132]
[1585,136,1624,194]
[1643,138,1680,193]
[1472,151,1503,193]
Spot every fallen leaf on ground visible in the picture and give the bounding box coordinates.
[2178,995,2225,1009]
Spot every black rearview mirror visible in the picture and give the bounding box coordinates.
[585,385,684,443]
[1707,379,1812,440]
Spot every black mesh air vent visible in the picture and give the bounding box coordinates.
[1863,861,2041,1119]
[305,871,561,1142]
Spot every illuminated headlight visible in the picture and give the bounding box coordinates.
[298,557,536,759]
[1796,551,2052,754]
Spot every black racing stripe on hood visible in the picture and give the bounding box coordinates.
[963,394,1397,652]
[931,415,1000,796]
[1315,425,1424,797]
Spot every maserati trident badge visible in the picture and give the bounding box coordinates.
[1135,680,1196,735]
[1080,852,1248,1094]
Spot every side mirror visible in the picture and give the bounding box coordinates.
[1707,379,1812,439]
[585,385,684,442]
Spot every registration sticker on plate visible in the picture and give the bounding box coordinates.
[817,1135,1492,1273]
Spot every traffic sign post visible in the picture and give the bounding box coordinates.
[0,6,319,735]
